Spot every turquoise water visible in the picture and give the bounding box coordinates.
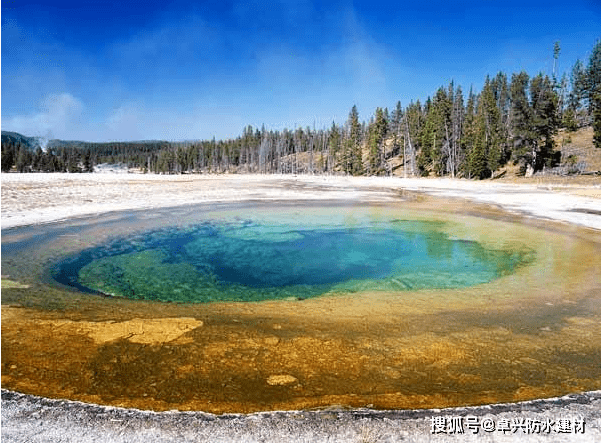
[55,218,531,303]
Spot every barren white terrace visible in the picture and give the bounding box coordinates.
[1,173,600,230]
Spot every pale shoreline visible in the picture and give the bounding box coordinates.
[3,389,600,443]
[2,172,601,230]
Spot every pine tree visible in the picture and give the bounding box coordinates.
[327,122,340,172]
[588,40,601,148]
[390,101,403,135]
[417,110,434,176]
[594,97,601,149]
[510,72,536,174]
[461,88,477,177]
[83,150,94,172]
[530,74,559,167]
[569,59,589,127]
[418,88,451,176]
[553,41,561,83]
[367,107,387,175]
[468,115,488,179]
[492,72,511,162]
[449,85,464,178]
[1,141,16,172]
[16,144,32,173]
[345,105,363,175]
[466,89,493,179]
[480,77,502,176]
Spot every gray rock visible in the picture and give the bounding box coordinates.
[2,389,600,442]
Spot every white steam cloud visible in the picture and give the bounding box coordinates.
[3,93,84,140]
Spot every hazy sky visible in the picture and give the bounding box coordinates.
[2,0,600,142]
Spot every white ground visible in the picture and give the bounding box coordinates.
[2,173,600,230]
[3,389,601,443]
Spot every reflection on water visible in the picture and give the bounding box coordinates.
[54,219,531,302]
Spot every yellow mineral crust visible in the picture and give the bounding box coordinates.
[2,308,202,345]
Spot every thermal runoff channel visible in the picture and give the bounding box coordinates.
[54,218,531,303]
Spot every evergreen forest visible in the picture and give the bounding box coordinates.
[3,40,601,179]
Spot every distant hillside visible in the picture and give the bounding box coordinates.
[1,131,41,150]
[0,131,76,151]
[1,131,175,172]
[280,126,601,179]
[493,126,601,180]
[556,127,601,173]
[1,131,172,150]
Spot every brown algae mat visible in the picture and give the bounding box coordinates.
[2,197,601,414]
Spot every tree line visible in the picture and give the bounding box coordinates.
[2,40,600,178]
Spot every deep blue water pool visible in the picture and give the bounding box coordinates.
[53,218,530,302]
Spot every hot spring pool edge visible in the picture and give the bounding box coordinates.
[3,388,601,442]
[4,199,600,418]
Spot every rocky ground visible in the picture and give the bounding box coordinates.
[2,389,600,442]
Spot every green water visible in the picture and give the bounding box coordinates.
[67,217,531,303]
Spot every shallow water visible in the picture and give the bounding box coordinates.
[3,200,601,414]
[55,218,529,303]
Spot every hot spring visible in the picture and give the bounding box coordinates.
[3,200,601,414]
[53,217,530,303]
